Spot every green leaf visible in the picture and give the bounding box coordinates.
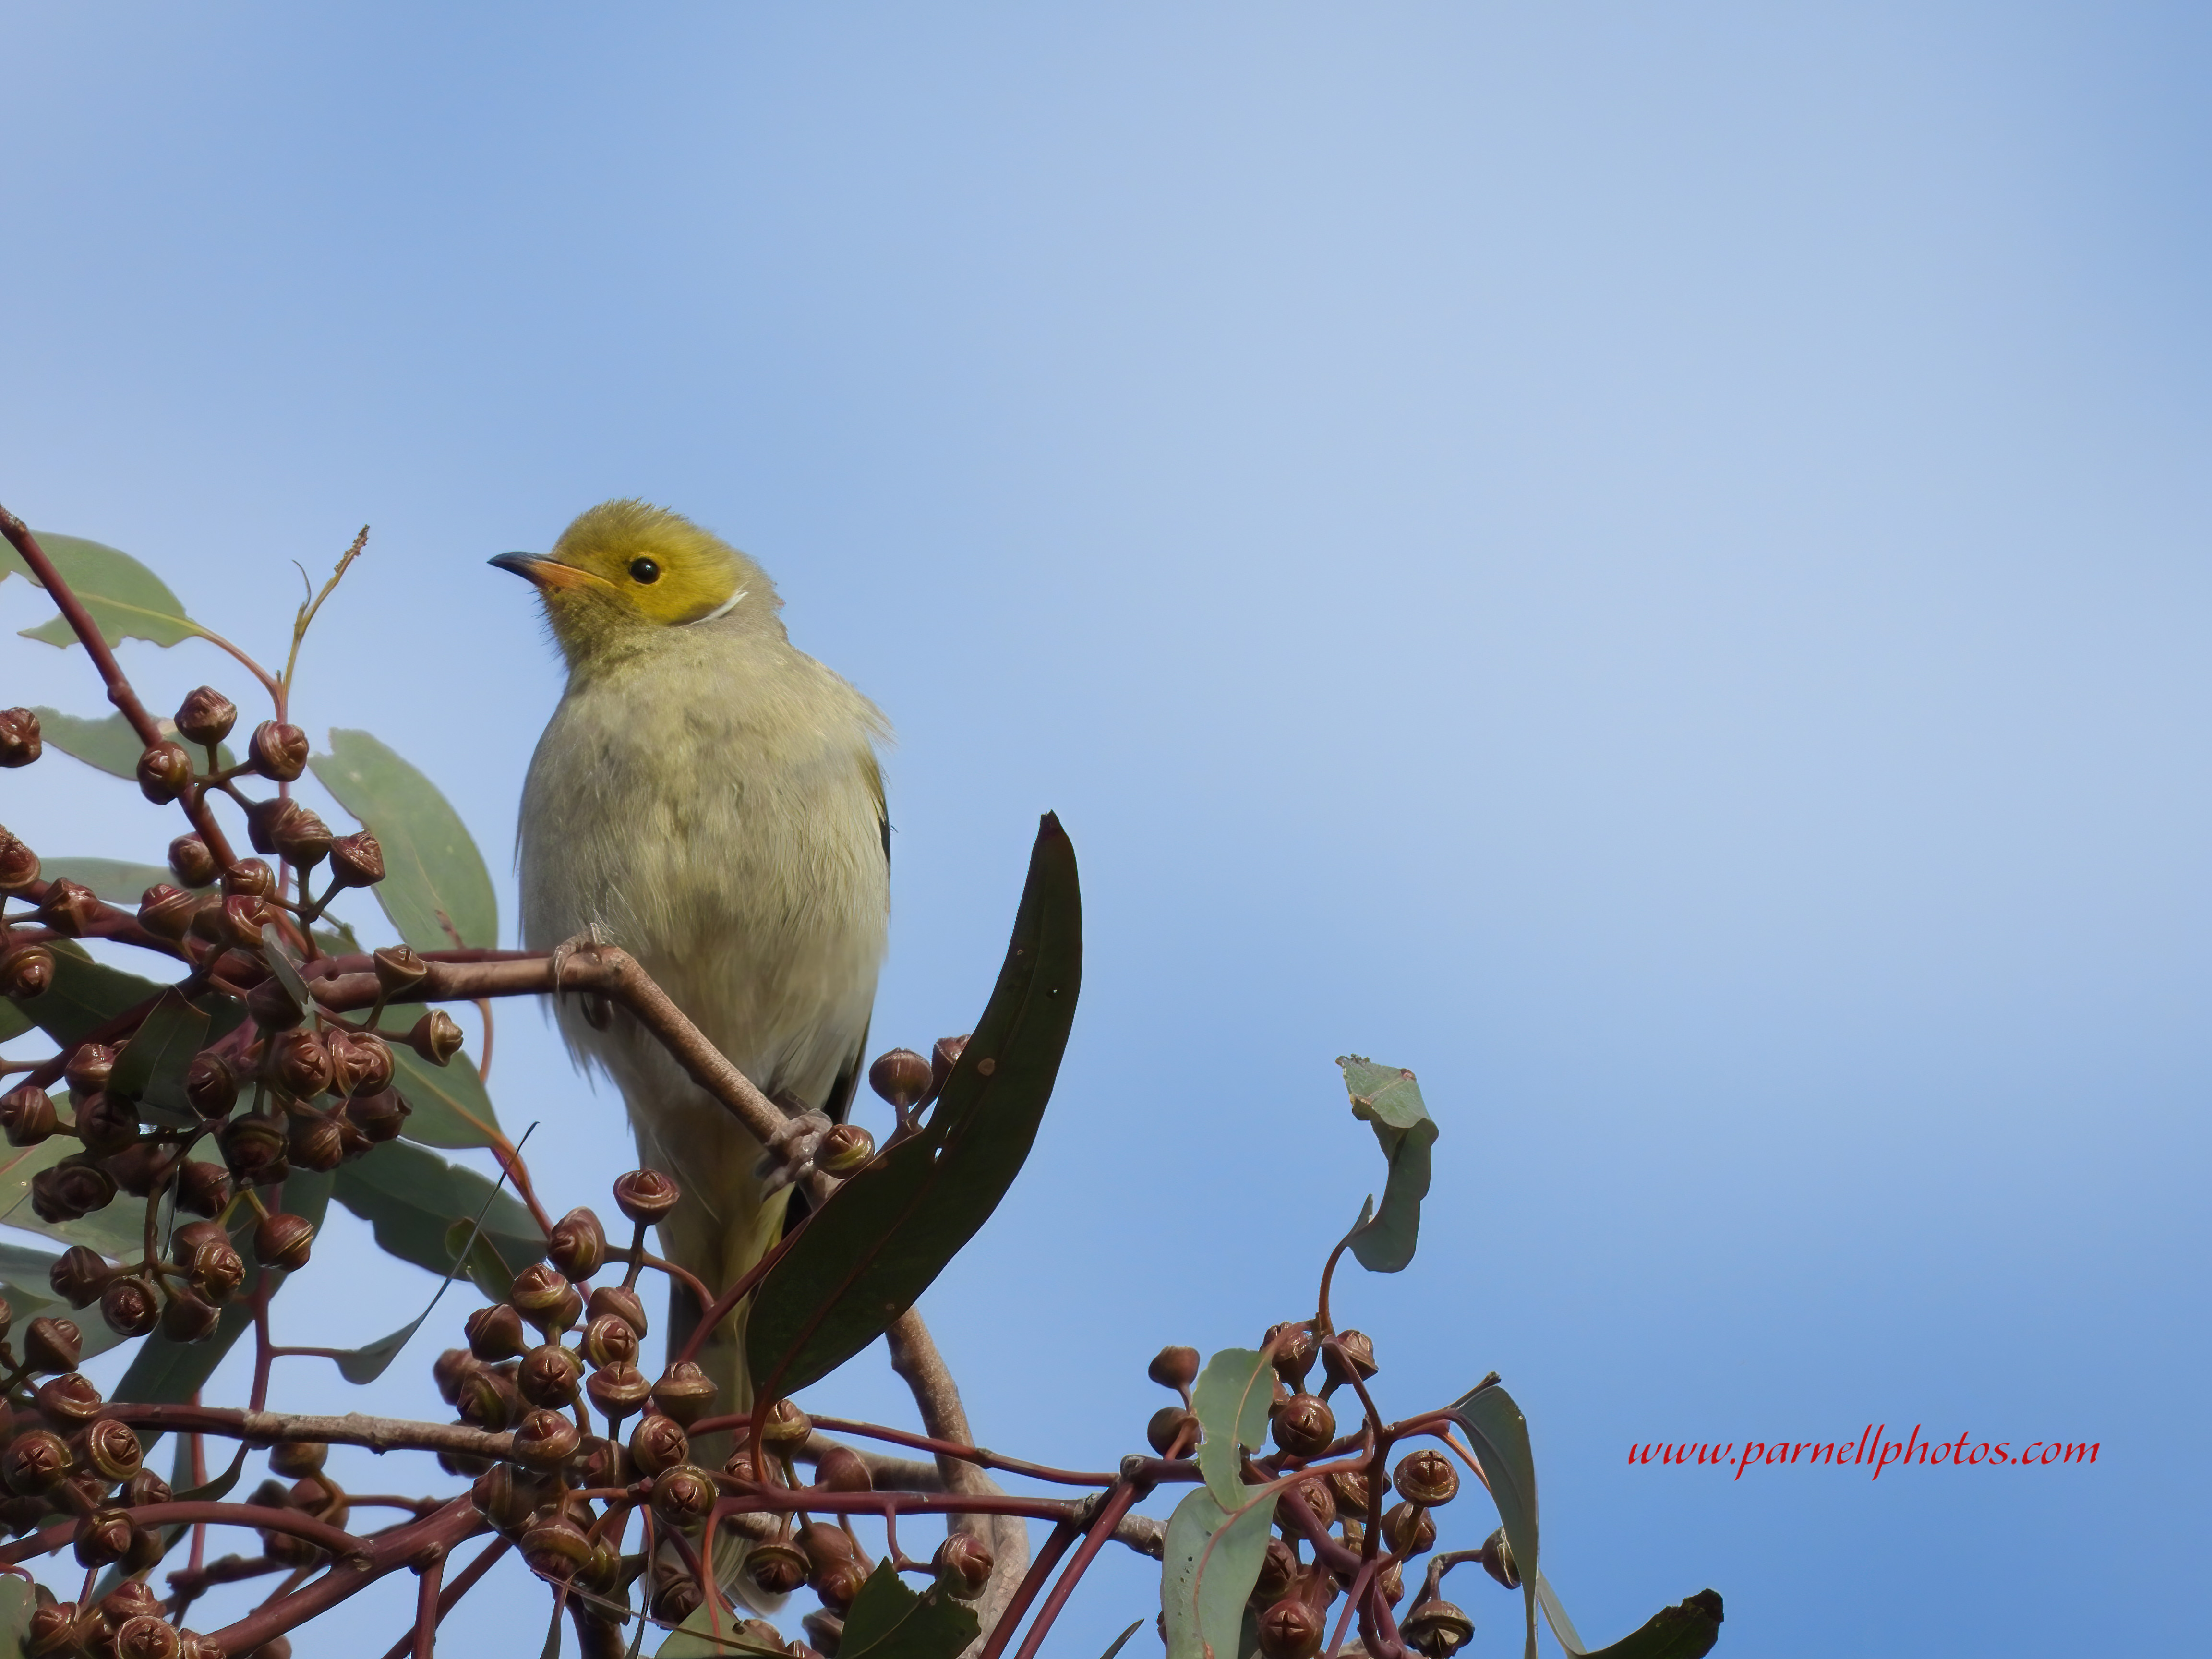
[332,1139,542,1284]
[27,709,140,781]
[1536,1575,1723,1659]
[0,1000,29,1044]
[0,1137,147,1259]
[107,990,209,1122]
[1097,1621,1144,1659]
[827,1562,980,1659]
[0,1571,36,1653]
[310,729,498,950]
[11,940,165,1048]
[1160,1485,1275,1659]
[1192,1347,1274,1512]
[0,1240,128,1362]
[36,858,198,903]
[653,1600,791,1658]
[1448,1378,1539,1659]
[2,533,199,650]
[113,1169,334,1427]
[747,814,1082,1398]
[385,1040,503,1148]
[443,1216,517,1301]
[1337,1056,1437,1273]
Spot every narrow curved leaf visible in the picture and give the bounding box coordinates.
[747,815,1082,1397]
[37,858,197,902]
[1448,1377,1539,1659]
[1537,1574,1723,1659]
[1192,1347,1274,1512]
[386,1040,504,1148]
[1337,1056,1435,1273]
[332,1139,542,1282]
[311,729,498,950]
[2,533,198,649]
[1098,1621,1145,1659]
[1161,1485,1275,1659]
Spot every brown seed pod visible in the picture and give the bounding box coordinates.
[817,1122,876,1176]
[520,1512,593,1583]
[64,1043,118,1096]
[185,1236,247,1302]
[220,1115,289,1185]
[1382,1501,1436,1557]
[174,1159,233,1217]
[344,1087,410,1142]
[135,741,194,805]
[454,1370,520,1434]
[1321,1330,1378,1392]
[158,1288,222,1345]
[222,858,277,900]
[371,943,429,995]
[649,1464,717,1530]
[815,1557,867,1613]
[1326,1468,1379,1515]
[585,1283,648,1337]
[75,1094,143,1159]
[1147,1345,1201,1392]
[80,1419,144,1483]
[214,892,277,950]
[930,1034,968,1096]
[285,1110,345,1174]
[867,1047,932,1109]
[586,1361,651,1421]
[31,1158,117,1225]
[1251,1537,1298,1604]
[1147,1406,1199,1457]
[174,687,238,746]
[123,1469,173,1509]
[933,1531,994,1599]
[1265,1322,1319,1390]
[651,1362,716,1427]
[508,1264,576,1333]
[1393,1449,1459,1507]
[0,1085,59,1147]
[0,944,54,1001]
[113,1613,182,1659]
[2,1428,71,1494]
[1272,1393,1336,1459]
[1399,1601,1475,1659]
[254,1211,316,1273]
[22,1315,82,1374]
[517,1344,583,1409]
[1275,1476,1335,1533]
[745,1539,809,1597]
[0,707,41,767]
[267,1440,326,1478]
[245,976,305,1033]
[579,1312,638,1370]
[0,828,38,894]
[405,1010,462,1066]
[1479,1528,1519,1589]
[167,833,218,888]
[815,1445,873,1493]
[327,830,385,888]
[37,878,101,939]
[760,1395,812,1448]
[271,808,333,869]
[243,797,303,858]
[469,1463,551,1531]
[99,1276,160,1339]
[511,1407,582,1470]
[49,1246,114,1309]
[323,1030,392,1097]
[105,1141,180,1200]
[136,882,198,940]
[73,1505,135,1568]
[651,1573,707,1623]
[269,1030,334,1098]
[1257,1597,1324,1659]
[546,1207,606,1280]
[37,1372,105,1425]
[246,721,310,783]
[465,1302,528,1362]
[627,1413,690,1477]
[184,1051,240,1118]
[611,1168,679,1225]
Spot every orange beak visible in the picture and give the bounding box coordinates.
[489,552,603,591]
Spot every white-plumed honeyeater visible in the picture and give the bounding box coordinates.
[496,499,889,1441]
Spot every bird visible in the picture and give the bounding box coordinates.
[494,498,890,1448]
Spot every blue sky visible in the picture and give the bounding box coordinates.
[2,6,2206,1655]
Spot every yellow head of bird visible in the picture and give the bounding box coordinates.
[492,499,776,669]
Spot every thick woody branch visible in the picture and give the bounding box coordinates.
[96,1405,514,1462]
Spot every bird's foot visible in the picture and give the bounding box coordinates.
[548,923,613,992]
[755,1107,837,1195]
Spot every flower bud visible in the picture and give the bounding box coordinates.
[37,1372,104,1425]
[223,858,278,899]
[867,1048,932,1109]
[1378,1560,1406,1607]
[1276,1476,1335,1533]
[137,883,197,940]
[65,1043,118,1096]
[612,1168,679,1225]
[174,687,237,746]
[1147,1407,1198,1457]
[627,1414,689,1477]
[760,1395,811,1448]
[185,1236,248,1302]
[22,1602,76,1659]
[932,1531,993,1599]
[520,1512,594,1583]
[76,1094,142,1158]
[1321,1330,1377,1391]
[814,1558,866,1612]
[734,1536,804,1597]
[184,1051,240,1117]
[123,1469,173,1509]
[454,1368,517,1432]
[271,809,333,869]
[1326,1468,1377,1515]
[3,1428,71,1494]
[1392,1449,1458,1508]
[325,1030,393,1097]
[1272,1393,1336,1460]
[159,1288,222,1345]
[1399,1601,1474,1659]
[327,830,385,888]
[175,1159,233,1216]
[1148,1345,1201,1392]
[162,835,216,890]
[517,1344,582,1409]
[508,1264,576,1333]
[81,1419,144,1483]
[254,1211,316,1273]
[586,1360,651,1420]
[470,1463,551,1531]
[652,1575,707,1623]
[649,1464,716,1530]
[23,1314,82,1374]
[32,1159,117,1225]
[247,721,309,783]
[817,1123,875,1176]
[0,1085,58,1147]
[579,1312,638,1371]
[49,1246,114,1309]
[113,1614,182,1659]
[1257,1597,1324,1659]
[279,1108,340,1173]
[136,741,194,805]
[651,1361,715,1427]
[546,1207,606,1280]
[1265,1322,1318,1390]
[1479,1528,1519,1589]
[1382,1501,1436,1556]
[512,1407,581,1469]
[210,893,277,950]
[406,1010,462,1066]
[0,708,40,767]
[269,1030,333,1098]
[930,1034,968,1096]
[344,1087,409,1142]
[372,943,429,994]
[100,1276,160,1338]
[267,1440,326,1478]
[0,828,40,893]
[1252,1538,1298,1604]
[797,1518,855,1570]
[0,944,54,1000]
[241,799,301,860]
[466,1302,528,1362]
[38,878,102,938]
[815,1446,872,1493]
[221,1115,289,1185]
[245,975,305,1033]
[73,1505,134,1567]
[585,1284,647,1337]
[108,1141,178,1203]
[103,1580,165,1629]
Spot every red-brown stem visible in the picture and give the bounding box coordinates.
[974,1519,1078,1659]
[374,1536,510,1659]
[2,1502,367,1567]
[204,1497,484,1657]
[1006,1483,1145,1659]
[411,1550,444,1659]
[800,1417,1117,1488]
[712,1487,1080,1524]
[0,504,240,867]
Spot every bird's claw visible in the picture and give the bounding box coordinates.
[549,923,613,995]
[756,1109,835,1195]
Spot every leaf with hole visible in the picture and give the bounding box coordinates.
[311,729,498,950]
[1337,1055,1436,1273]
[2,532,200,649]
[746,814,1081,1398]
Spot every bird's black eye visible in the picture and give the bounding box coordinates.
[628,558,661,584]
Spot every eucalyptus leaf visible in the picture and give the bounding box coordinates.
[311,729,498,950]
[332,1139,541,1284]
[1536,1574,1723,1659]
[653,1601,791,1658]
[26,708,234,781]
[1097,1621,1144,1659]
[11,939,165,1047]
[386,1040,503,1148]
[0,1240,128,1362]
[1192,1347,1274,1512]
[1160,1484,1275,1659]
[0,1572,35,1650]
[0,1137,147,1260]
[0,1000,28,1044]
[1448,1377,1539,1659]
[107,990,209,1119]
[2,533,199,650]
[1337,1056,1436,1274]
[36,858,194,902]
[747,815,1081,1398]
[830,1562,979,1659]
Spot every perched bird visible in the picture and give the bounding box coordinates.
[495,499,889,1440]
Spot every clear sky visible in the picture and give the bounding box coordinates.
[2,6,2205,1655]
